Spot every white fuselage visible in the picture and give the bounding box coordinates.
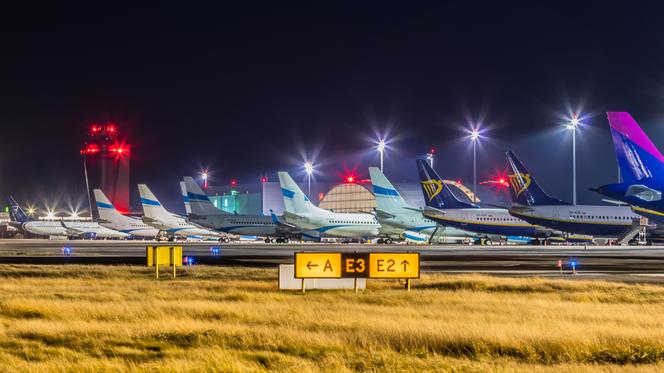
[377,210,476,242]
[23,221,128,239]
[99,217,160,238]
[423,207,542,237]
[286,211,381,238]
[508,204,639,237]
[144,213,220,238]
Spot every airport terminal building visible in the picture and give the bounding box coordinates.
[200,178,506,216]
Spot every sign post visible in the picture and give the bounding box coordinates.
[147,246,183,279]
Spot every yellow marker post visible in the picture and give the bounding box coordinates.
[154,247,159,279]
[147,246,183,279]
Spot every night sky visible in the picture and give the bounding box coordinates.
[3,3,664,213]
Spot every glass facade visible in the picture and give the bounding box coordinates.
[318,183,376,213]
[208,191,263,215]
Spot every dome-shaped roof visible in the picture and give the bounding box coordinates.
[318,183,376,213]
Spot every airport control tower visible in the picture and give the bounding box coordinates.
[80,123,131,215]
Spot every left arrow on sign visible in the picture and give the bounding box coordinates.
[307,261,318,270]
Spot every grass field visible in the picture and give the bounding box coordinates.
[0,265,664,372]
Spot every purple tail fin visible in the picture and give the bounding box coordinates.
[607,112,664,183]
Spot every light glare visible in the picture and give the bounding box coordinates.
[304,161,314,175]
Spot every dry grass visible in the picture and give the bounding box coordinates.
[0,265,663,372]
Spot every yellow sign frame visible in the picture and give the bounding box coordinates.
[294,252,419,279]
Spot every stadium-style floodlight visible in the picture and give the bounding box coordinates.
[45,210,56,220]
[304,161,314,198]
[565,114,581,205]
[201,169,209,189]
[426,147,436,168]
[376,139,386,172]
[69,210,79,220]
[469,128,481,203]
[26,206,36,216]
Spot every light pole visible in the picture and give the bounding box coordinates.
[377,139,386,172]
[304,161,314,198]
[426,147,436,168]
[201,169,209,189]
[470,129,480,204]
[566,115,580,205]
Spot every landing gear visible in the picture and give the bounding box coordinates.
[218,237,230,243]
[267,237,290,243]
[376,238,393,245]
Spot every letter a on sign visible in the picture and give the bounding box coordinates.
[294,252,342,278]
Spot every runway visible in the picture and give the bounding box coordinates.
[1,239,664,282]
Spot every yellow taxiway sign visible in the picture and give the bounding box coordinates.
[294,252,419,279]
[294,252,342,278]
[368,252,419,279]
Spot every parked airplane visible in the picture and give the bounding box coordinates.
[93,189,159,239]
[8,196,129,239]
[278,171,381,238]
[137,184,224,240]
[415,159,552,241]
[181,176,319,242]
[368,167,476,243]
[595,112,664,223]
[505,150,639,237]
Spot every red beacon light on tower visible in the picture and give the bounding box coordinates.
[105,124,117,135]
[230,178,238,187]
[89,124,102,135]
[81,143,100,155]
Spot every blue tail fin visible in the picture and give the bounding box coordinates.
[505,150,569,206]
[7,196,32,223]
[415,159,476,209]
[606,112,664,183]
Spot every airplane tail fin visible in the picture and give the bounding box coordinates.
[182,176,229,216]
[277,171,318,215]
[606,112,664,183]
[137,184,172,220]
[7,196,31,223]
[368,167,411,212]
[415,159,475,209]
[93,189,125,221]
[505,150,569,206]
[179,182,192,215]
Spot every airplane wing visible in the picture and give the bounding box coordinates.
[60,221,88,237]
[508,205,535,213]
[600,198,628,206]
[141,217,172,231]
[270,210,301,231]
[375,209,396,220]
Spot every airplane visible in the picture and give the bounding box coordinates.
[505,150,640,237]
[278,171,381,238]
[181,176,320,243]
[415,159,553,242]
[137,184,224,241]
[368,166,477,243]
[8,196,129,239]
[595,112,664,223]
[93,189,160,239]
[180,181,192,215]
